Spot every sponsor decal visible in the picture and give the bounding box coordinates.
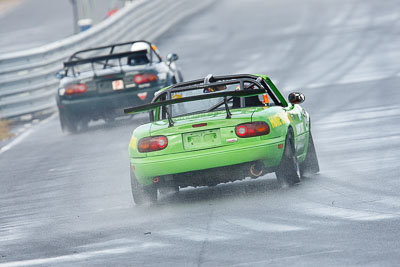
[138,92,147,100]
[126,83,136,88]
[287,114,294,123]
[269,114,287,128]
[129,136,137,150]
[296,123,305,134]
[172,94,182,99]
[302,109,310,130]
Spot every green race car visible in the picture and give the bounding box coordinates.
[124,74,319,204]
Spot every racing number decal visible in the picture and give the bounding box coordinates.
[112,80,124,90]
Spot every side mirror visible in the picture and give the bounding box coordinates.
[55,71,65,80]
[166,53,179,64]
[288,92,305,104]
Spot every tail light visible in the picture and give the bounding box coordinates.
[134,73,158,84]
[235,122,270,138]
[138,136,168,152]
[65,84,87,95]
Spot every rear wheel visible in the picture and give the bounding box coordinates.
[104,114,115,123]
[300,132,320,177]
[59,111,77,134]
[159,185,179,197]
[130,168,157,205]
[78,119,89,131]
[275,130,301,186]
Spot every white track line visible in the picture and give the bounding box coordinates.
[0,114,56,156]
[0,242,167,267]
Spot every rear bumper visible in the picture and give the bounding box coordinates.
[131,137,285,186]
[58,87,161,118]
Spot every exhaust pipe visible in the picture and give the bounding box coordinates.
[249,162,264,178]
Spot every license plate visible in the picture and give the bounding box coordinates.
[112,80,124,90]
[183,129,221,150]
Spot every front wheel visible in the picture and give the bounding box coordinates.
[130,168,157,205]
[275,130,301,186]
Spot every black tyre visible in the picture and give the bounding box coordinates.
[300,132,320,177]
[59,111,77,134]
[275,130,301,186]
[78,119,89,131]
[130,168,157,205]
[159,185,179,197]
[104,115,115,123]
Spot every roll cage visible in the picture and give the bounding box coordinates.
[124,74,288,127]
[63,40,162,77]
[153,74,281,104]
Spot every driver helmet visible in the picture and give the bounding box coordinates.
[203,74,226,93]
[130,41,151,60]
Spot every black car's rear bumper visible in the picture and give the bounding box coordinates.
[58,87,160,119]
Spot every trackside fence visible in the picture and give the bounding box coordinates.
[0,0,214,120]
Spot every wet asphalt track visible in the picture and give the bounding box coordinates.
[1,0,400,266]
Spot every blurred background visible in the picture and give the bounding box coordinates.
[0,0,131,53]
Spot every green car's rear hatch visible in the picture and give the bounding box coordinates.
[147,108,261,156]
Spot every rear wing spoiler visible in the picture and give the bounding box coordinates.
[63,50,146,68]
[124,89,266,114]
[62,40,161,77]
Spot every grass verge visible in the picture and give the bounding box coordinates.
[0,120,14,141]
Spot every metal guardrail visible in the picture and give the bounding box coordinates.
[0,0,214,120]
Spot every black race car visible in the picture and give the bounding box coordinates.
[55,40,183,133]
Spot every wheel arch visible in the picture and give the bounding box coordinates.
[284,125,295,143]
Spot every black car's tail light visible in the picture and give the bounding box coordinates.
[65,84,87,95]
[138,136,168,152]
[235,122,270,138]
[134,73,158,84]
